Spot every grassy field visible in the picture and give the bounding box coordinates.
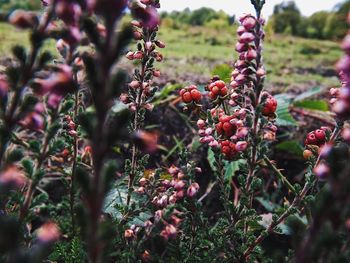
[0,22,342,93]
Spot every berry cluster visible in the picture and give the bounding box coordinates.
[207,80,228,100]
[197,109,249,160]
[180,85,202,104]
[304,128,328,146]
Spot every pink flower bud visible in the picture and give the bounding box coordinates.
[37,222,60,243]
[133,51,144,59]
[342,128,350,143]
[134,31,142,40]
[126,51,134,60]
[120,93,129,104]
[93,0,128,19]
[257,67,266,78]
[160,224,177,240]
[139,177,148,186]
[174,180,185,191]
[209,140,219,148]
[55,1,82,25]
[9,10,38,29]
[153,69,161,77]
[330,88,340,97]
[133,6,160,29]
[235,42,248,52]
[245,49,257,61]
[0,75,8,98]
[145,41,153,51]
[168,165,179,175]
[187,183,199,198]
[157,195,168,207]
[169,194,177,204]
[313,163,330,178]
[235,141,248,152]
[195,167,202,173]
[242,16,256,30]
[124,229,134,239]
[0,166,27,188]
[197,119,206,129]
[176,190,184,199]
[155,40,166,48]
[154,210,163,221]
[205,128,213,135]
[129,80,141,89]
[239,32,255,44]
[237,26,246,36]
[135,187,146,194]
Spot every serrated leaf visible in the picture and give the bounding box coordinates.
[293,100,329,111]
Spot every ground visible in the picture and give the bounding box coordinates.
[0,22,342,94]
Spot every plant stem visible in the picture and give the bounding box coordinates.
[70,89,79,235]
[263,155,297,195]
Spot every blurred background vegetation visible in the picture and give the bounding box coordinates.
[0,0,348,92]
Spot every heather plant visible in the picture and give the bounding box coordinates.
[0,0,350,263]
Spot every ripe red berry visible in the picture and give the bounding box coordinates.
[190,89,202,102]
[182,92,192,103]
[220,140,237,159]
[305,132,318,145]
[314,129,326,142]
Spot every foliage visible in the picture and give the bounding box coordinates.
[0,0,349,263]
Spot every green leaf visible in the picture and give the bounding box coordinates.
[293,100,329,111]
[275,140,303,157]
[223,159,246,182]
[211,64,232,83]
[294,87,323,101]
[207,148,217,172]
[255,197,278,212]
[275,94,298,126]
[22,159,34,177]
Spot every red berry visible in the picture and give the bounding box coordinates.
[179,89,186,96]
[182,92,192,103]
[190,89,202,102]
[220,87,228,96]
[212,86,220,95]
[314,129,326,142]
[222,122,232,133]
[305,132,318,145]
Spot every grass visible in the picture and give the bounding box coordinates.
[0,22,343,92]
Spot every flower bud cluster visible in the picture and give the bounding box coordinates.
[334,20,350,119]
[230,14,265,91]
[130,165,200,241]
[33,65,75,109]
[121,1,163,112]
[19,103,45,131]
